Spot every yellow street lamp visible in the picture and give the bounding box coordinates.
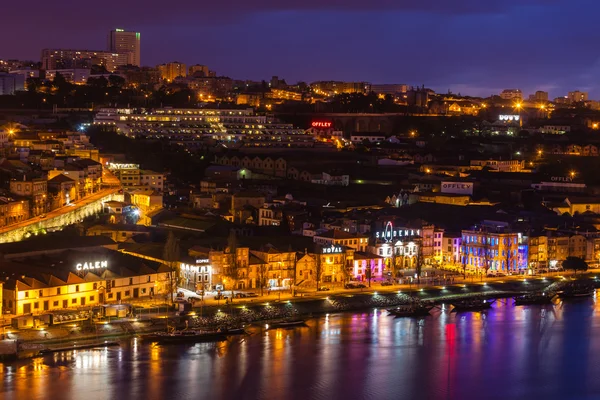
[570,171,576,178]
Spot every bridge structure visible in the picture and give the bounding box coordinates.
[0,188,121,244]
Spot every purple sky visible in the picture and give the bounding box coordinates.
[1,0,599,98]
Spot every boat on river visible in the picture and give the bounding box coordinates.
[558,281,595,299]
[265,319,307,329]
[451,298,495,312]
[140,330,229,344]
[387,304,434,317]
[514,292,556,305]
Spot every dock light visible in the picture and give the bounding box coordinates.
[217,309,221,313]
[442,286,446,290]
[420,289,424,292]
[373,292,378,295]
[326,297,329,300]
[266,303,269,306]
[397,290,402,294]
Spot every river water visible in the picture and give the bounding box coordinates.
[2,298,600,400]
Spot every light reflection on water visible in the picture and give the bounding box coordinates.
[3,299,600,400]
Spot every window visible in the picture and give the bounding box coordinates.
[125,290,130,296]
[76,285,80,292]
[53,301,59,307]
[141,288,147,294]
[108,293,113,299]
[129,278,133,285]
[90,296,95,302]
[147,276,151,283]
[93,283,97,290]
[25,292,29,298]
[57,288,61,295]
[71,298,77,304]
[39,290,43,297]
[34,302,39,309]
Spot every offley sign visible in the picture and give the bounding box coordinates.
[311,121,332,129]
[441,181,474,195]
[76,260,108,271]
[375,222,420,242]
[550,176,574,183]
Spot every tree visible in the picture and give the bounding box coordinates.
[256,260,268,296]
[87,76,108,89]
[163,231,181,305]
[288,245,298,296]
[223,230,241,301]
[562,256,588,275]
[504,235,513,275]
[315,245,324,290]
[339,250,351,284]
[108,74,125,88]
[91,64,109,75]
[390,247,399,283]
[416,242,423,284]
[365,261,374,287]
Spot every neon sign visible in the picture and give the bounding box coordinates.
[375,222,420,242]
[311,121,332,129]
[76,261,108,271]
[499,115,520,121]
[323,245,343,254]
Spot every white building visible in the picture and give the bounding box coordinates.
[351,133,386,143]
[108,29,141,67]
[500,89,523,101]
[443,234,461,264]
[539,125,571,135]
[45,69,91,84]
[568,91,588,103]
[94,107,313,148]
[0,73,25,95]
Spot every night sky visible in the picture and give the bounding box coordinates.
[2,0,599,98]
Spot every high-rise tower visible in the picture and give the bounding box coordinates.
[108,29,141,67]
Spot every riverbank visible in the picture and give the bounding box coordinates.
[2,274,597,359]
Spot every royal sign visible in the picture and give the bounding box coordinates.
[311,121,332,129]
[76,260,108,271]
[375,222,420,242]
[323,245,343,254]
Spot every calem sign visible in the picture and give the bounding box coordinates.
[311,121,332,129]
[76,260,108,271]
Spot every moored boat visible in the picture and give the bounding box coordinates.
[222,326,247,335]
[141,330,228,344]
[514,292,556,305]
[266,319,307,329]
[451,298,495,312]
[558,281,595,299]
[387,304,433,317]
